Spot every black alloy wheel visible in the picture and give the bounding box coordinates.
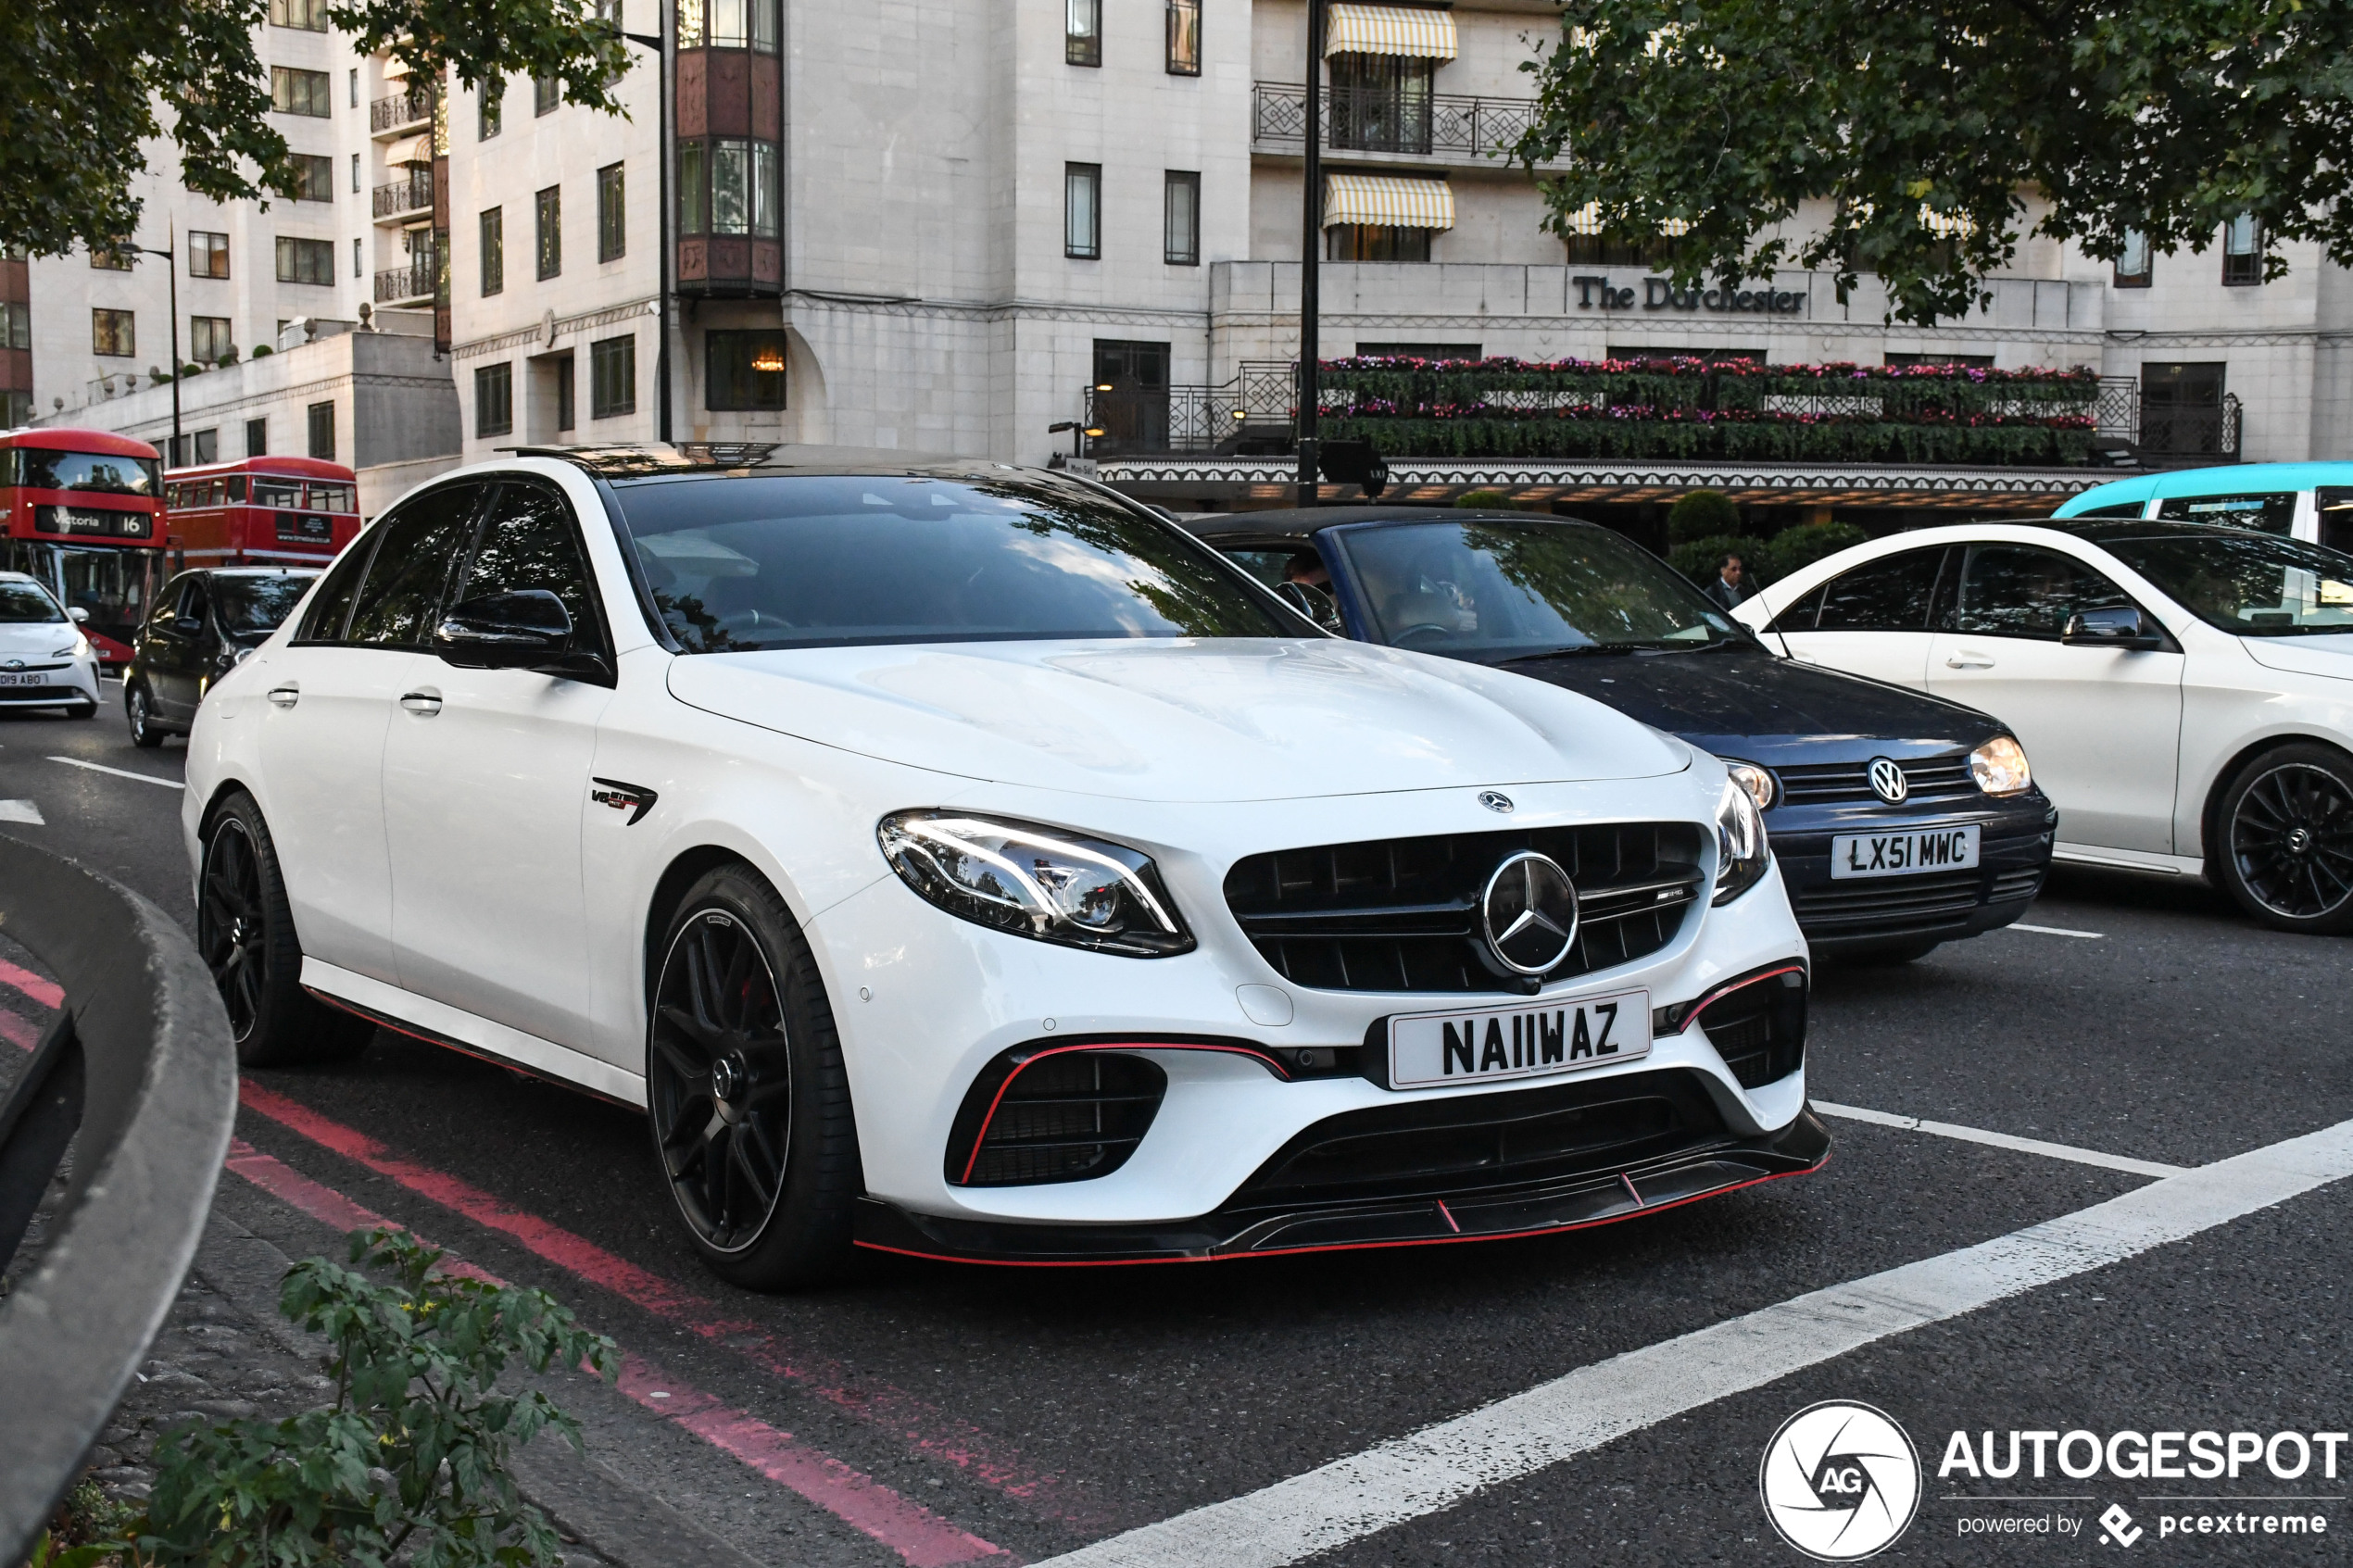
[196,793,375,1065]
[2216,745,2353,934]
[127,683,163,747]
[647,864,860,1288]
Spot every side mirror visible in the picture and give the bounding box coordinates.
[2062,605,2162,650]
[434,589,573,669]
[67,607,89,625]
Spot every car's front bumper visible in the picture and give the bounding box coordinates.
[0,660,100,707]
[1768,792,2056,950]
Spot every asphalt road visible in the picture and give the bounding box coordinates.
[4,682,2347,1566]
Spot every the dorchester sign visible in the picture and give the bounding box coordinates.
[1574,275,1806,315]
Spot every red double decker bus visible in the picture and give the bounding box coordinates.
[0,428,167,668]
[162,455,365,571]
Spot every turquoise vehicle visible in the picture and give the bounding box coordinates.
[2054,461,2353,550]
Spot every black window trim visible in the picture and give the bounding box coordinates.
[1939,539,2175,650]
[453,475,619,686]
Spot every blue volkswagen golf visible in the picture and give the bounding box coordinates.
[1189,508,2057,961]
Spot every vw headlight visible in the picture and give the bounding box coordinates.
[1969,734,2032,796]
[878,810,1194,957]
[1713,775,1770,905]
[1724,759,1777,811]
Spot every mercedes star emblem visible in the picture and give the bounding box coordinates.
[1868,757,1910,804]
[1480,850,1579,976]
[1478,790,1516,814]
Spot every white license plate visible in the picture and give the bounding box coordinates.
[0,673,45,687]
[1389,986,1651,1090]
[1831,823,1981,879]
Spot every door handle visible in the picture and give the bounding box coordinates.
[267,684,299,708]
[399,689,443,716]
[1944,651,1995,670]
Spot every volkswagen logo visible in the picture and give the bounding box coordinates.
[1479,851,1579,975]
[1477,790,1516,815]
[1867,758,1909,805]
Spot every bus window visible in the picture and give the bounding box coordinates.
[2155,492,2297,534]
[208,479,228,506]
[307,482,357,512]
[252,478,304,508]
[52,543,158,650]
[9,448,163,496]
[226,475,248,503]
[2320,488,2353,556]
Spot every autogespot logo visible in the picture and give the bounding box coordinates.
[1760,1401,1923,1562]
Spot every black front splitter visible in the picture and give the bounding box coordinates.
[853,1107,1831,1266]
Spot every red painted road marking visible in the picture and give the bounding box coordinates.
[0,1002,41,1052]
[0,958,64,1010]
[233,1078,1086,1522]
[224,1136,1009,1565]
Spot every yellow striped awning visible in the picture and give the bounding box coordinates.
[1325,4,1458,60]
[1324,173,1455,232]
[384,133,434,166]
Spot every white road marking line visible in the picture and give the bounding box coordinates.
[0,800,43,825]
[2008,922,2105,938]
[1811,1102,2188,1178]
[45,756,184,790]
[1034,1119,2353,1568]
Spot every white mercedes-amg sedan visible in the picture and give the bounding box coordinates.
[184,448,1822,1287]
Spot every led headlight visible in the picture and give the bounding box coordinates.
[1712,775,1771,905]
[877,810,1194,957]
[1969,734,2032,796]
[1724,759,1777,811]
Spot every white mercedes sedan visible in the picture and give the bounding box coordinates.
[185,449,1821,1286]
[1736,519,2353,934]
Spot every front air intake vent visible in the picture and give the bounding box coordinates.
[948,1048,1169,1187]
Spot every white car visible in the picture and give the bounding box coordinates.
[1736,519,2353,933]
[0,571,102,717]
[184,451,1822,1287]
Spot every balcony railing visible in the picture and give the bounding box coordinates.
[1252,81,1547,163]
[371,169,434,220]
[371,86,434,134]
[374,256,437,304]
[1086,362,1299,456]
[2138,393,2244,463]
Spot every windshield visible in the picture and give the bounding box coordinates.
[213,573,317,637]
[8,448,162,496]
[1339,519,1743,659]
[0,580,65,623]
[2104,533,2353,638]
[606,473,1291,652]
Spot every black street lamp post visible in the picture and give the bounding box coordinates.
[132,225,182,464]
[623,26,673,444]
[1295,0,1324,507]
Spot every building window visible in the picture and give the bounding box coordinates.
[348,67,358,107]
[0,302,28,351]
[245,417,268,457]
[172,429,220,466]
[307,400,335,459]
[706,329,787,410]
[2140,361,2229,455]
[677,141,706,232]
[90,245,134,270]
[1065,162,1101,259]
[188,231,230,279]
[350,151,360,193]
[1329,55,1435,155]
[271,67,333,117]
[268,0,329,29]
[591,334,636,419]
[92,309,135,357]
[1327,224,1432,262]
[275,236,335,285]
[1165,0,1201,75]
[1066,0,1101,66]
[688,140,779,238]
[676,0,777,49]
[2222,213,2262,285]
[1164,170,1200,265]
[535,75,560,116]
[0,393,29,428]
[351,236,362,277]
[480,80,503,140]
[480,207,504,295]
[557,353,575,431]
[190,317,234,365]
[475,363,513,436]
[598,162,625,260]
[535,185,561,279]
[291,154,334,202]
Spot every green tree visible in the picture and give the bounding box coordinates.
[1,0,630,258]
[1514,0,2353,323]
[1666,489,1740,545]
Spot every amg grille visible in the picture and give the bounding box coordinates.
[1223,823,1707,994]
[1774,754,1978,808]
[1790,870,1984,934]
[952,1051,1167,1187]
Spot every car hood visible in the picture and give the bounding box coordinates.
[664,638,1691,803]
[1494,642,1999,761]
[2239,634,2353,681]
[0,622,77,656]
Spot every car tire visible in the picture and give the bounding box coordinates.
[646,863,862,1290]
[197,792,376,1066]
[2210,743,2353,935]
[127,683,164,747]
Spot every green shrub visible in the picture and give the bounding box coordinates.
[1669,533,1756,588]
[1456,488,1512,509]
[250,344,273,357]
[1667,489,1741,544]
[1757,521,1870,581]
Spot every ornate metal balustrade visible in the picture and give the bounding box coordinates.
[1252,81,1547,163]
[371,169,434,220]
[371,87,434,134]
[1085,362,1300,457]
[2138,394,2243,462]
[374,257,437,305]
